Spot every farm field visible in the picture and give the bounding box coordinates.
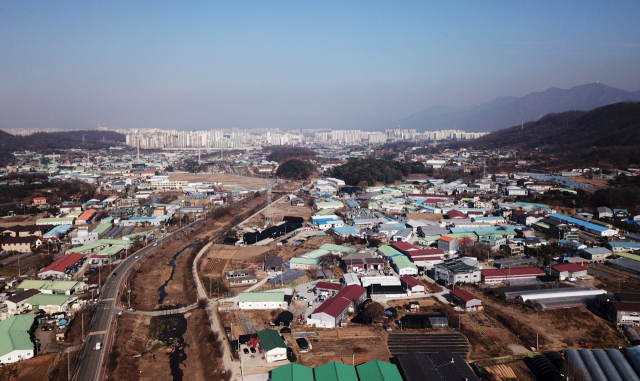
[242,201,314,227]
[387,332,469,357]
[458,285,627,357]
[484,362,537,381]
[198,244,272,288]
[168,173,267,190]
[290,326,392,368]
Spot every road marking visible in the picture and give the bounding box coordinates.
[101,298,113,301]
[87,331,107,336]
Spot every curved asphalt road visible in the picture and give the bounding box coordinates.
[72,221,204,381]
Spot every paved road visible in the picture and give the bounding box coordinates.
[72,219,206,381]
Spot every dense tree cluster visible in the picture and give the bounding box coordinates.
[276,159,314,180]
[326,158,428,186]
[266,146,316,163]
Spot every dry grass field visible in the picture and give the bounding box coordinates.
[290,325,392,368]
[243,202,314,227]
[168,173,267,190]
[406,213,444,222]
[0,353,57,381]
[457,285,626,359]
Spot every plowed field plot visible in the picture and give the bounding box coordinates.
[202,258,228,275]
[387,333,468,357]
[464,313,520,346]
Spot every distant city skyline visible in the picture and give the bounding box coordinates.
[2,2,640,131]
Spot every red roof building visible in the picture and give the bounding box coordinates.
[550,263,588,280]
[391,241,420,254]
[76,209,96,224]
[446,210,466,219]
[450,289,482,311]
[400,275,425,294]
[315,281,343,295]
[481,267,546,283]
[38,253,84,278]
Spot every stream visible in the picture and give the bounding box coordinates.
[155,242,198,307]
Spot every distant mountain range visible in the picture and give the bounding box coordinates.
[385,83,640,132]
[457,102,640,168]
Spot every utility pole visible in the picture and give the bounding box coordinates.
[128,289,131,306]
[82,309,84,342]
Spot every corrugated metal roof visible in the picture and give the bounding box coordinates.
[238,292,285,303]
[0,316,34,358]
[314,361,359,381]
[271,363,314,381]
[356,360,403,381]
[257,329,287,352]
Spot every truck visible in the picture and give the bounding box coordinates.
[95,342,101,350]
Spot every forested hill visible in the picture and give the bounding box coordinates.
[0,130,126,164]
[459,101,640,167]
[327,159,430,186]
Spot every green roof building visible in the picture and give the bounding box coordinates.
[238,292,288,310]
[314,361,359,381]
[320,243,357,254]
[289,257,321,269]
[377,245,403,257]
[17,280,78,295]
[314,209,335,216]
[356,360,403,381]
[271,363,314,381]
[0,316,34,364]
[257,329,288,363]
[302,249,331,259]
[25,294,75,312]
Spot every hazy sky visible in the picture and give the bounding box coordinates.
[2,1,640,131]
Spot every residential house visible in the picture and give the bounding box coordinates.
[257,329,288,363]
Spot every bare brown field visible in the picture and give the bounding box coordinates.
[570,177,610,187]
[0,215,42,228]
[168,173,266,190]
[198,244,271,277]
[244,202,314,227]
[485,362,536,381]
[290,326,391,368]
[459,284,626,356]
[0,353,57,381]
[407,213,444,222]
[0,252,51,279]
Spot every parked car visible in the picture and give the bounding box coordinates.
[243,348,249,354]
[250,347,256,353]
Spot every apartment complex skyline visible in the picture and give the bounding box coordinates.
[122,128,488,149]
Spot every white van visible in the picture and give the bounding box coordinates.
[95,342,102,350]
